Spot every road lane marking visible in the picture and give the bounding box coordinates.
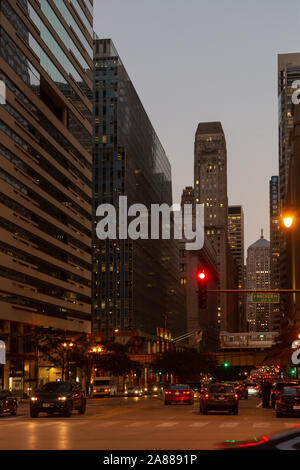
[256,402,262,408]
[253,422,270,428]
[125,422,150,427]
[188,422,209,427]
[155,422,179,428]
[219,422,240,428]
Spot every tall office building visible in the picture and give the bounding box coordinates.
[228,205,245,331]
[269,176,281,330]
[194,122,229,330]
[228,206,244,288]
[92,39,185,340]
[278,53,300,325]
[0,0,93,391]
[246,231,271,332]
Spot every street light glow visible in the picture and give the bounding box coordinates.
[283,216,293,228]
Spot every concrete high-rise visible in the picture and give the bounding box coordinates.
[0,0,94,391]
[194,122,229,330]
[246,231,271,332]
[92,39,186,340]
[278,53,300,325]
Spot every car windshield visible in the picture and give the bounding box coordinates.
[209,385,235,394]
[169,385,188,390]
[94,380,110,386]
[276,382,298,390]
[283,387,300,396]
[40,382,72,393]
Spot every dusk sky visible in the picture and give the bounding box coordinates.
[94,0,300,256]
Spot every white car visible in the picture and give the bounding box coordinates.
[246,382,261,397]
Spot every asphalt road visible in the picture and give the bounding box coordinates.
[0,395,300,450]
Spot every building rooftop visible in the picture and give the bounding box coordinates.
[195,121,224,135]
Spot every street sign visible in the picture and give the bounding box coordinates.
[0,340,6,364]
[251,293,280,303]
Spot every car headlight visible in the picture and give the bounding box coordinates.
[134,390,138,394]
[125,391,128,394]
[58,396,67,401]
[144,388,148,392]
[153,387,158,392]
[31,397,38,402]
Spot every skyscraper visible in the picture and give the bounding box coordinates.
[269,176,281,330]
[278,53,300,326]
[0,0,93,391]
[194,122,229,329]
[246,231,271,332]
[228,205,245,331]
[92,39,185,340]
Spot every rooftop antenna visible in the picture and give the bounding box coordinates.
[261,228,264,239]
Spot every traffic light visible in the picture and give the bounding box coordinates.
[223,362,230,368]
[197,270,207,309]
[291,367,297,376]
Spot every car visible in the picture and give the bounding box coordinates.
[164,384,194,405]
[271,380,300,408]
[149,384,161,395]
[125,386,144,397]
[30,381,86,418]
[224,381,248,400]
[245,382,260,397]
[275,385,300,417]
[0,390,17,416]
[219,427,300,450]
[199,382,239,415]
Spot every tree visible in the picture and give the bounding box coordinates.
[92,342,142,391]
[151,349,217,383]
[32,327,90,382]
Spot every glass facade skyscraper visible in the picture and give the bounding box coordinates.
[0,0,93,392]
[93,39,185,340]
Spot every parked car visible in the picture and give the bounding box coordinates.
[125,386,144,397]
[275,386,300,417]
[199,383,239,415]
[164,384,194,405]
[0,390,17,416]
[271,380,300,408]
[30,381,86,418]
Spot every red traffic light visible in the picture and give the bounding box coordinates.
[197,272,206,280]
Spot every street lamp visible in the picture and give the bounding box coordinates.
[283,216,294,228]
[62,342,74,381]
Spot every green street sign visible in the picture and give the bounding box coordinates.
[251,293,280,303]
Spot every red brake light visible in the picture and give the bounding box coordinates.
[234,394,239,399]
[204,394,210,399]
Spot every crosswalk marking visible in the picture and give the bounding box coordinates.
[125,421,150,427]
[253,422,270,428]
[155,422,179,428]
[219,422,240,428]
[188,422,209,427]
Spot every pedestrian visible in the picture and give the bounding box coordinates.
[261,377,272,408]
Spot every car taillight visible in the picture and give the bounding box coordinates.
[183,391,190,395]
[204,394,210,399]
[234,394,239,399]
[165,391,171,395]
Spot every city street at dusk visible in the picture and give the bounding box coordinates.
[1,395,300,451]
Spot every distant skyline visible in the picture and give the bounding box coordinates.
[94,0,300,256]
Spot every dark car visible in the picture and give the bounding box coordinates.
[30,381,86,418]
[220,427,300,450]
[164,384,194,405]
[275,386,300,417]
[271,380,300,408]
[224,381,248,400]
[0,390,17,416]
[199,383,239,415]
